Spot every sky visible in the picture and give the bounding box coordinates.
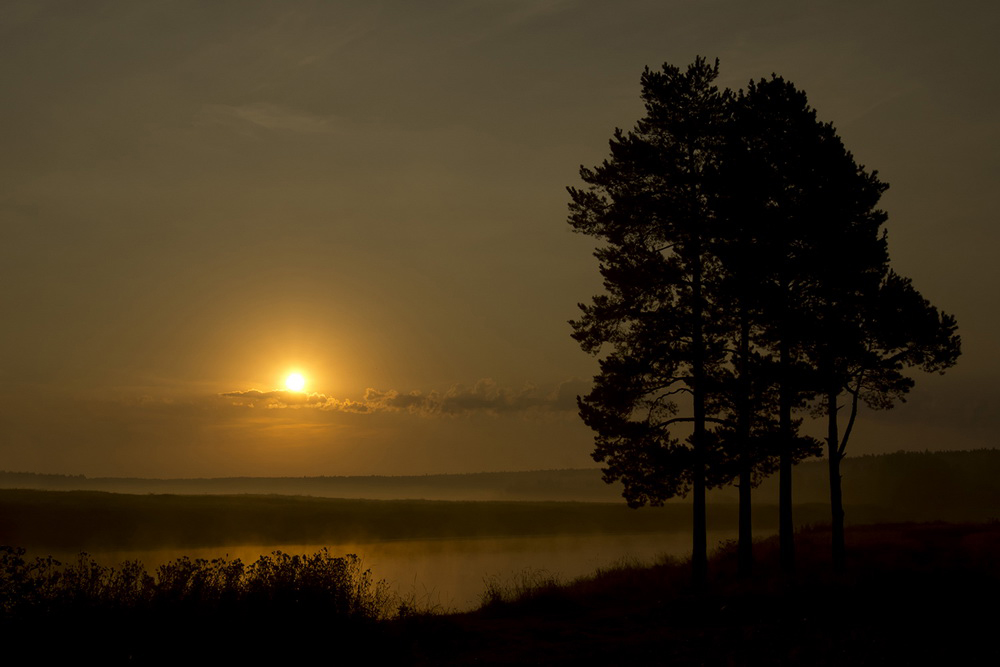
[1,0,997,478]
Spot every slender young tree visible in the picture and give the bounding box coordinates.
[568,57,731,586]
[817,269,960,571]
[792,128,894,573]
[731,76,961,572]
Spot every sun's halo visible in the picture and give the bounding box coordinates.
[285,373,306,392]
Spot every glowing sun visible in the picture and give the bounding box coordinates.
[285,373,306,392]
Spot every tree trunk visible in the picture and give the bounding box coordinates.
[779,338,794,573]
[738,466,752,576]
[691,252,708,588]
[693,425,707,587]
[827,388,846,572]
[737,312,753,577]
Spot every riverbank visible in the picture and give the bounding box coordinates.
[396,521,1000,665]
[3,521,997,664]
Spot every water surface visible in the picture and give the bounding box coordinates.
[42,530,740,611]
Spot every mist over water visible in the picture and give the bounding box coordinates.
[35,531,741,611]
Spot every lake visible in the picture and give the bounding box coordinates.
[41,530,741,611]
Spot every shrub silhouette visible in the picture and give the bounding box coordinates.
[0,545,392,621]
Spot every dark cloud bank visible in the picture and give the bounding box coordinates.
[220,378,590,416]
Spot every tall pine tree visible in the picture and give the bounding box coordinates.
[714,76,844,574]
[719,76,836,573]
[568,58,731,586]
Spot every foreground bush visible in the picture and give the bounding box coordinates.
[0,545,402,663]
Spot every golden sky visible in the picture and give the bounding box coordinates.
[1,1,997,477]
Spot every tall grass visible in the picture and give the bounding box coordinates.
[479,568,562,609]
[0,545,394,621]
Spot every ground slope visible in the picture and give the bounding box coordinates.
[397,522,1000,665]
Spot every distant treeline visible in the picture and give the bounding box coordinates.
[2,450,999,514]
[725,448,1000,522]
[2,447,998,551]
[0,468,622,502]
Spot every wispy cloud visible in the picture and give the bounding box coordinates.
[219,389,369,412]
[199,102,341,134]
[220,378,590,416]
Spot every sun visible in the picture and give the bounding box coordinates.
[285,372,306,392]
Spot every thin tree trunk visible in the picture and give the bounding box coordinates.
[779,338,794,573]
[827,388,846,572]
[737,311,753,576]
[691,251,708,588]
[693,420,707,586]
[738,466,752,575]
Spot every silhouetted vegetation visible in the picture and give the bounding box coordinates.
[0,546,390,618]
[0,545,397,662]
[4,521,997,664]
[568,57,959,582]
